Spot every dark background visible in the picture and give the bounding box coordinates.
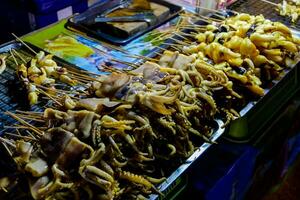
[0,0,32,44]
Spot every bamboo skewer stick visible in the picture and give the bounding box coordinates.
[9,49,19,65]
[258,0,278,6]
[213,13,227,20]
[173,32,192,41]
[0,137,16,148]
[168,37,190,46]
[197,14,223,23]
[2,143,13,157]
[68,68,101,77]
[154,46,169,53]
[69,74,94,83]
[177,28,206,33]
[176,25,207,30]
[147,32,172,44]
[25,130,38,140]
[189,15,214,24]
[16,110,43,114]
[16,110,43,117]
[5,111,43,136]
[11,33,38,55]
[35,84,83,97]
[160,42,184,48]
[5,132,37,141]
[177,31,198,38]
[124,54,159,62]
[15,111,45,120]
[170,45,181,52]
[150,50,163,57]
[12,49,27,63]
[110,59,139,69]
[38,89,63,106]
[4,125,28,129]
[179,23,206,27]
[54,88,86,97]
[13,114,44,122]
[101,65,125,74]
[68,70,100,82]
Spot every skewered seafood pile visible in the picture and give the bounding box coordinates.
[1,11,300,200]
[1,53,221,199]
[179,13,300,98]
[16,51,81,105]
[0,55,6,74]
[277,0,300,23]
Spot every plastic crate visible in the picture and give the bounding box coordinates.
[188,144,259,200]
[24,0,107,13]
[26,0,84,13]
[28,0,88,29]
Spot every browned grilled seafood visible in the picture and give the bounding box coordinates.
[0,55,6,74]
[181,13,300,96]
[1,11,300,200]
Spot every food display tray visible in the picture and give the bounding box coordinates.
[150,120,225,200]
[218,0,300,143]
[0,41,83,135]
[0,41,227,200]
[0,42,43,134]
[229,0,300,30]
[65,0,183,45]
[144,7,300,144]
[2,0,300,197]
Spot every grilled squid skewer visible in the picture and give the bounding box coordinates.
[0,55,6,74]
[277,0,300,23]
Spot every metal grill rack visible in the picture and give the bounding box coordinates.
[229,0,300,30]
[0,43,47,135]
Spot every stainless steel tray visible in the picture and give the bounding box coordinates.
[150,120,225,199]
[0,41,226,199]
[0,42,43,133]
[229,0,300,30]
[223,0,300,142]
[0,41,83,134]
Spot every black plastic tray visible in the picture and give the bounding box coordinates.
[65,0,183,45]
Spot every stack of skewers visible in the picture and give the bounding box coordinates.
[0,8,299,200]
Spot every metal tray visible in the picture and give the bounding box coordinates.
[229,0,300,30]
[0,38,248,199]
[0,42,44,134]
[143,7,300,144]
[0,41,226,199]
[221,0,300,143]
[65,0,183,45]
[0,41,84,135]
[150,120,225,200]
[224,63,300,143]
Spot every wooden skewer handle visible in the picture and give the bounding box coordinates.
[259,0,278,6]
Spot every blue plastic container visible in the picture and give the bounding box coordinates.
[29,0,88,28]
[27,0,84,13]
[189,144,259,200]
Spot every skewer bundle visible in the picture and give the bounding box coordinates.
[0,9,300,200]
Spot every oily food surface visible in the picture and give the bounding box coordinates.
[1,11,300,200]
